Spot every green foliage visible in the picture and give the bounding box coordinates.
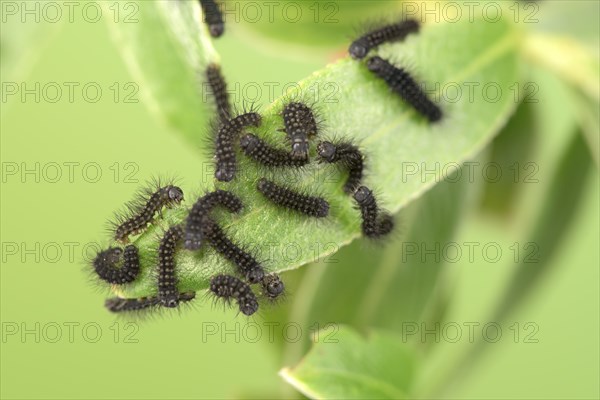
[95,1,598,398]
[1,0,597,399]
[105,3,520,299]
[280,326,416,399]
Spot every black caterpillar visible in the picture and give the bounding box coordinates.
[367,56,442,122]
[214,112,262,182]
[202,219,265,284]
[210,274,259,316]
[199,0,224,38]
[240,133,309,168]
[353,186,394,238]
[113,184,184,243]
[257,178,329,218]
[157,225,184,307]
[105,292,196,313]
[281,102,318,160]
[317,140,364,194]
[261,273,285,300]
[349,19,420,59]
[205,64,231,122]
[93,245,140,284]
[184,190,243,251]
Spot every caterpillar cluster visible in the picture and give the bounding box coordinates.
[96,184,285,316]
[92,12,448,318]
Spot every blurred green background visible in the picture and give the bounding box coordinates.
[1,1,598,399]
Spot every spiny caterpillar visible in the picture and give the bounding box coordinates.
[105,292,196,313]
[205,64,231,122]
[214,111,262,182]
[202,219,265,284]
[353,186,394,238]
[93,245,140,284]
[261,273,285,300]
[317,140,365,194]
[184,190,243,251]
[349,19,420,59]
[157,225,184,307]
[257,178,329,218]
[366,56,442,122]
[210,274,259,316]
[199,0,224,38]
[112,184,184,243]
[281,102,318,160]
[240,133,309,168]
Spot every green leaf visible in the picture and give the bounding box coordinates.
[571,88,600,167]
[363,170,470,330]
[480,101,537,214]
[428,131,594,398]
[108,12,521,298]
[232,1,397,58]
[101,0,218,147]
[532,0,600,46]
[284,171,469,329]
[522,32,599,165]
[280,326,417,399]
[523,33,599,102]
[492,130,593,321]
[274,172,470,368]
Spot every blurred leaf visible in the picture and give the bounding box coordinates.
[280,326,416,399]
[532,0,600,47]
[492,130,593,320]
[101,0,218,147]
[366,170,469,330]
[571,89,600,167]
[289,171,469,331]
[523,33,599,102]
[277,172,469,374]
[480,101,537,214]
[522,19,599,168]
[105,13,520,298]
[431,130,593,398]
[232,0,395,58]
